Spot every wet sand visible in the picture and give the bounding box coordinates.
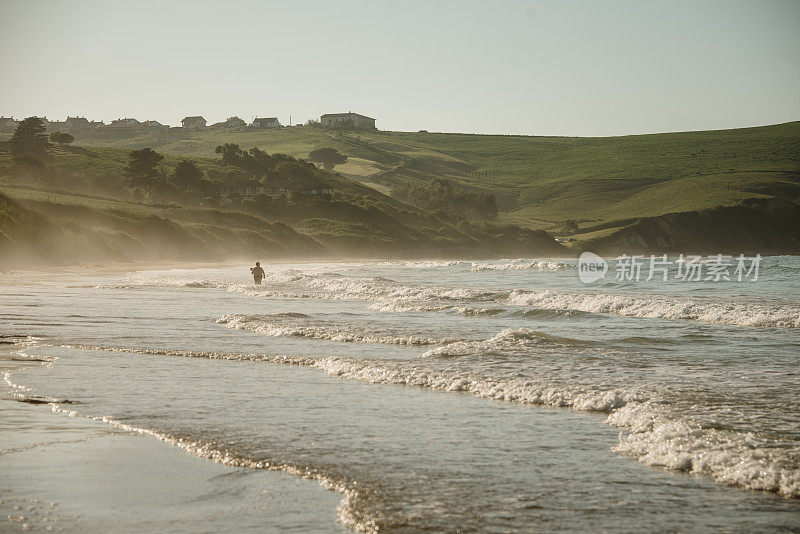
[0,356,344,533]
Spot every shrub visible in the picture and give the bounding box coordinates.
[241,198,258,212]
[391,178,498,219]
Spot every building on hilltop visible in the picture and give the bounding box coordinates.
[320,111,376,130]
[110,118,140,127]
[141,120,166,129]
[64,116,90,130]
[251,117,282,129]
[46,119,66,132]
[210,117,247,129]
[181,116,207,130]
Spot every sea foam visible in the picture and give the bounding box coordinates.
[508,289,800,328]
[41,343,800,499]
[107,268,800,328]
[471,259,574,272]
[607,401,800,498]
[217,314,456,346]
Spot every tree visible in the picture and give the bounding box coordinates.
[10,117,50,166]
[215,143,243,166]
[50,131,75,145]
[125,148,164,192]
[390,178,498,220]
[562,219,579,233]
[225,116,246,128]
[308,147,347,171]
[171,159,204,190]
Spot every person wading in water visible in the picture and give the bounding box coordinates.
[250,261,265,285]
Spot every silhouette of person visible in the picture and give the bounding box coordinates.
[250,261,265,285]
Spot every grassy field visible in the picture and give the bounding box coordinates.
[0,141,226,196]
[354,123,800,227]
[34,120,798,232]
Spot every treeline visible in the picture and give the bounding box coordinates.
[3,117,336,206]
[212,143,325,185]
[391,178,498,219]
[5,117,217,203]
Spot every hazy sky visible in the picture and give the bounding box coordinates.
[1,0,798,136]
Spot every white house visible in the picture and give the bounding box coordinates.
[251,117,282,129]
[181,116,207,130]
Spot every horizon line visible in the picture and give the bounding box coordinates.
[1,114,797,139]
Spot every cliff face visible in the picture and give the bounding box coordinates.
[583,198,800,256]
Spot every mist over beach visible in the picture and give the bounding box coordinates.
[1,0,799,532]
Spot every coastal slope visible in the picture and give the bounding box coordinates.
[578,197,800,255]
[41,120,800,231]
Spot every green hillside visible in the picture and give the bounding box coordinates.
[356,123,800,226]
[42,121,799,232]
[0,141,565,266]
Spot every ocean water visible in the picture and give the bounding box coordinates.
[2,257,799,531]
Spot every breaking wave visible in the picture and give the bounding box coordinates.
[471,259,574,272]
[455,307,506,317]
[98,268,800,329]
[421,327,597,358]
[48,343,800,499]
[216,314,457,346]
[608,402,800,498]
[389,260,466,269]
[508,290,800,328]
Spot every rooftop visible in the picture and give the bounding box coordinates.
[321,112,375,120]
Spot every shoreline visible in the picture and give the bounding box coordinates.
[0,255,582,276]
[0,351,345,533]
[1,253,796,281]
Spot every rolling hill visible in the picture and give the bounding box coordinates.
[45,120,800,233]
[0,142,565,267]
[2,120,799,263]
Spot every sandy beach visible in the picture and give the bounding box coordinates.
[0,352,344,533]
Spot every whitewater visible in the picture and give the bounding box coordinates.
[2,256,799,531]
